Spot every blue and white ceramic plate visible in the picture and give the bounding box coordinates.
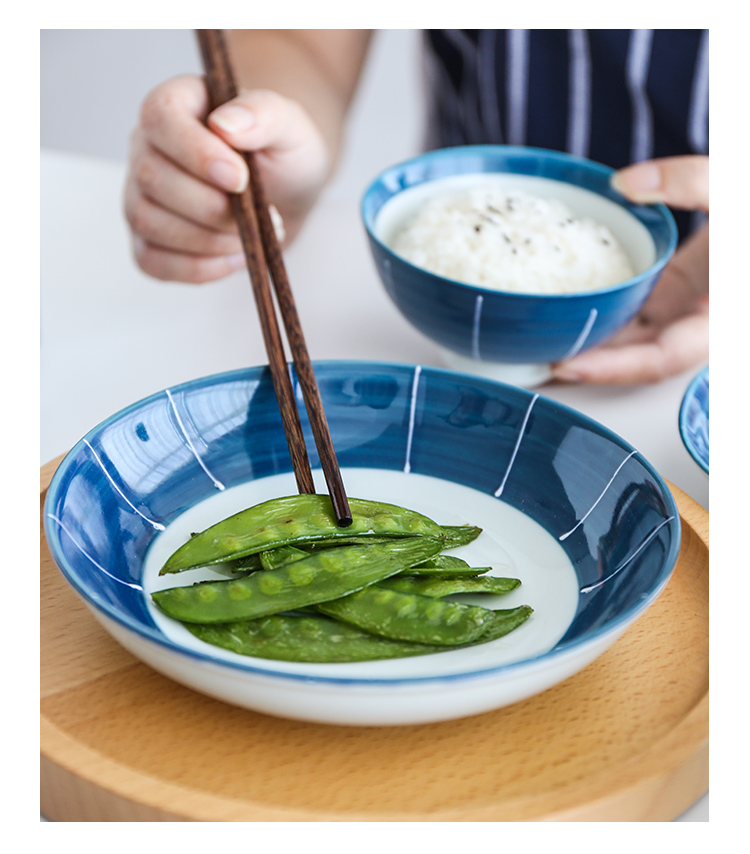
[679,366,709,475]
[44,362,681,725]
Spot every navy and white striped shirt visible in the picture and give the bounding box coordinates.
[423,29,709,241]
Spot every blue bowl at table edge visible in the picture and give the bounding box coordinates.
[43,360,681,685]
[679,366,709,474]
[362,145,678,365]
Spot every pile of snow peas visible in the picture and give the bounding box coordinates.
[152,495,532,662]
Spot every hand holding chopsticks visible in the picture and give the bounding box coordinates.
[196,29,352,527]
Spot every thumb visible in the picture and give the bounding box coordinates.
[207,89,318,157]
[611,155,709,212]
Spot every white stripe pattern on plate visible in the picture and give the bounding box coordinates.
[46,513,143,590]
[494,393,539,497]
[579,515,675,593]
[165,389,225,491]
[403,365,422,474]
[559,450,637,542]
[83,438,165,531]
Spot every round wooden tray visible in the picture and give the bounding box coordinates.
[40,456,708,822]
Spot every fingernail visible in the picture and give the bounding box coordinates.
[210,104,256,133]
[611,163,664,202]
[208,160,247,193]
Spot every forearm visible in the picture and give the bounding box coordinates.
[224,29,373,177]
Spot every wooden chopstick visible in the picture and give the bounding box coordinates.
[196,29,352,527]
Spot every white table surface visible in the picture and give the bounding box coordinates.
[40,148,709,821]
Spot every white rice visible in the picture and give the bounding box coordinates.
[389,186,635,294]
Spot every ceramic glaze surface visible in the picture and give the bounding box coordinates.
[362,146,677,367]
[44,362,681,724]
[679,366,709,474]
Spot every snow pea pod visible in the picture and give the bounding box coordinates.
[408,555,491,577]
[475,606,533,642]
[297,526,481,553]
[415,555,470,569]
[313,585,494,645]
[297,527,483,557]
[152,536,443,624]
[185,613,449,662]
[382,575,521,598]
[184,604,534,662]
[440,525,483,547]
[160,495,444,575]
[409,555,492,578]
[256,544,491,579]
[406,566,492,578]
